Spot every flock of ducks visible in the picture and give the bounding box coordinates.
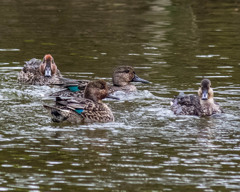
[17,54,222,124]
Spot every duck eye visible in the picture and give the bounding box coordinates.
[100,84,105,89]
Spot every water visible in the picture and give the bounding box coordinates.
[0,0,240,191]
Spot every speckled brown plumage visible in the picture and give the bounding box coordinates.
[171,94,203,116]
[17,55,62,85]
[49,79,88,97]
[44,80,114,123]
[50,89,84,97]
[171,79,222,116]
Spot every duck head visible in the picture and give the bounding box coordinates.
[112,66,150,86]
[39,54,57,77]
[198,79,214,101]
[84,80,109,102]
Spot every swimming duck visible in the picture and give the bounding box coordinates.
[18,54,62,85]
[43,79,115,123]
[171,79,222,116]
[50,66,150,97]
[109,66,150,93]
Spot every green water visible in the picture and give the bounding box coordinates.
[0,0,240,191]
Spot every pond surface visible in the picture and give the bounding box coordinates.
[0,0,240,191]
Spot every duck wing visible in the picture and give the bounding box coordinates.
[49,78,88,97]
[55,77,89,89]
[23,58,42,74]
[44,96,113,123]
[50,89,84,97]
[55,97,94,111]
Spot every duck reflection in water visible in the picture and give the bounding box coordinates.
[171,79,222,116]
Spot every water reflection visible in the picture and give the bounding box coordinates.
[0,0,240,191]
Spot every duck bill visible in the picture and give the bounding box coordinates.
[44,63,52,77]
[132,74,150,84]
[201,89,208,100]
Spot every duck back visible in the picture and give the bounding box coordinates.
[44,97,114,123]
[18,58,62,85]
[171,93,203,116]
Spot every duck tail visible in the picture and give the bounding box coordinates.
[56,97,63,101]
[43,105,69,122]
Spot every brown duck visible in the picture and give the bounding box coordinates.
[50,65,150,97]
[18,54,62,85]
[44,80,115,123]
[171,79,222,116]
[109,66,150,93]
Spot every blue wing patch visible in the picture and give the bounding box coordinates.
[68,86,80,92]
[75,109,84,114]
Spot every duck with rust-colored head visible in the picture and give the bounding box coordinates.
[18,54,62,85]
[44,79,115,124]
[171,79,222,116]
[109,66,150,93]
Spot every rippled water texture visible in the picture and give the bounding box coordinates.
[0,0,240,191]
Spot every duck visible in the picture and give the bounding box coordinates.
[109,66,150,93]
[43,79,115,123]
[171,79,222,116]
[50,65,150,97]
[18,54,63,85]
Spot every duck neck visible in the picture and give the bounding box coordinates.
[200,98,214,106]
[113,81,129,87]
[84,92,101,103]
